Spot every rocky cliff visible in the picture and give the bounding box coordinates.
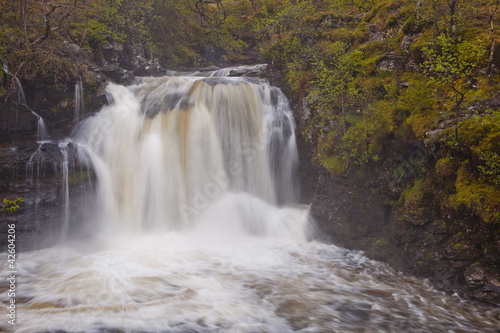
[302,97,500,307]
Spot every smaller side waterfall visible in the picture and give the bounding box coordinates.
[59,140,70,241]
[15,77,47,140]
[74,76,84,122]
[267,87,299,204]
[3,59,12,75]
[2,59,47,140]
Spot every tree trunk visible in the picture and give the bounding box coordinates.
[449,0,457,35]
[453,89,465,141]
[488,2,499,81]
[20,0,27,43]
[416,0,424,20]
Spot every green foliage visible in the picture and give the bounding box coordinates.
[424,0,479,36]
[422,33,485,91]
[396,76,440,138]
[321,155,346,175]
[421,33,485,139]
[455,110,500,185]
[394,150,427,182]
[343,101,395,164]
[328,0,378,12]
[86,19,116,50]
[1,197,23,213]
[309,41,360,118]
[400,178,426,213]
[450,165,500,223]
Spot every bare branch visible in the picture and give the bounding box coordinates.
[32,1,81,46]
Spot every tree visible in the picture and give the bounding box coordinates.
[487,0,500,80]
[422,33,485,140]
[307,41,362,171]
[310,41,360,136]
[32,0,83,46]
[427,0,478,36]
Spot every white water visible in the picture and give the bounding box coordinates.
[2,66,500,332]
[59,140,71,241]
[74,76,84,122]
[3,59,12,76]
[71,73,298,233]
[2,60,47,140]
[15,76,47,141]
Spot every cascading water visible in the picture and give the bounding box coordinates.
[15,78,47,141]
[71,74,299,234]
[58,140,71,241]
[74,76,84,122]
[2,66,500,333]
[2,59,47,140]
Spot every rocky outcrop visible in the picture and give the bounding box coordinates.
[0,141,94,251]
[308,133,500,307]
[0,38,148,252]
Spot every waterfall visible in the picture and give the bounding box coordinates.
[72,70,300,235]
[3,59,12,75]
[59,140,71,241]
[2,59,48,140]
[5,65,500,333]
[14,77,48,140]
[74,76,84,122]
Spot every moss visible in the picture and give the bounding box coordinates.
[450,165,500,224]
[397,75,441,138]
[353,21,371,46]
[357,41,388,75]
[322,27,357,44]
[400,178,426,213]
[435,156,457,179]
[402,15,432,35]
[371,237,391,253]
[1,197,23,213]
[321,155,346,176]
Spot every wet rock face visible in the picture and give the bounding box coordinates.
[309,152,409,271]
[0,142,94,251]
[465,264,500,307]
[309,138,500,307]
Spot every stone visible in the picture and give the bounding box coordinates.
[369,24,384,42]
[401,33,422,55]
[465,264,486,287]
[377,54,407,71]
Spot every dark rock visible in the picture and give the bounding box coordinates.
[465,264,486,288]
[0,141,95,251]
[465,264,500,306]
[227,64,268,77]
[401,33,422,55]
[319,14,359,29]
[369,24,384,42]
[308,132,500,307]
[405,59,420,72]
[102,39,124,63]
[295,131,319,204]
[377,54,408,71]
